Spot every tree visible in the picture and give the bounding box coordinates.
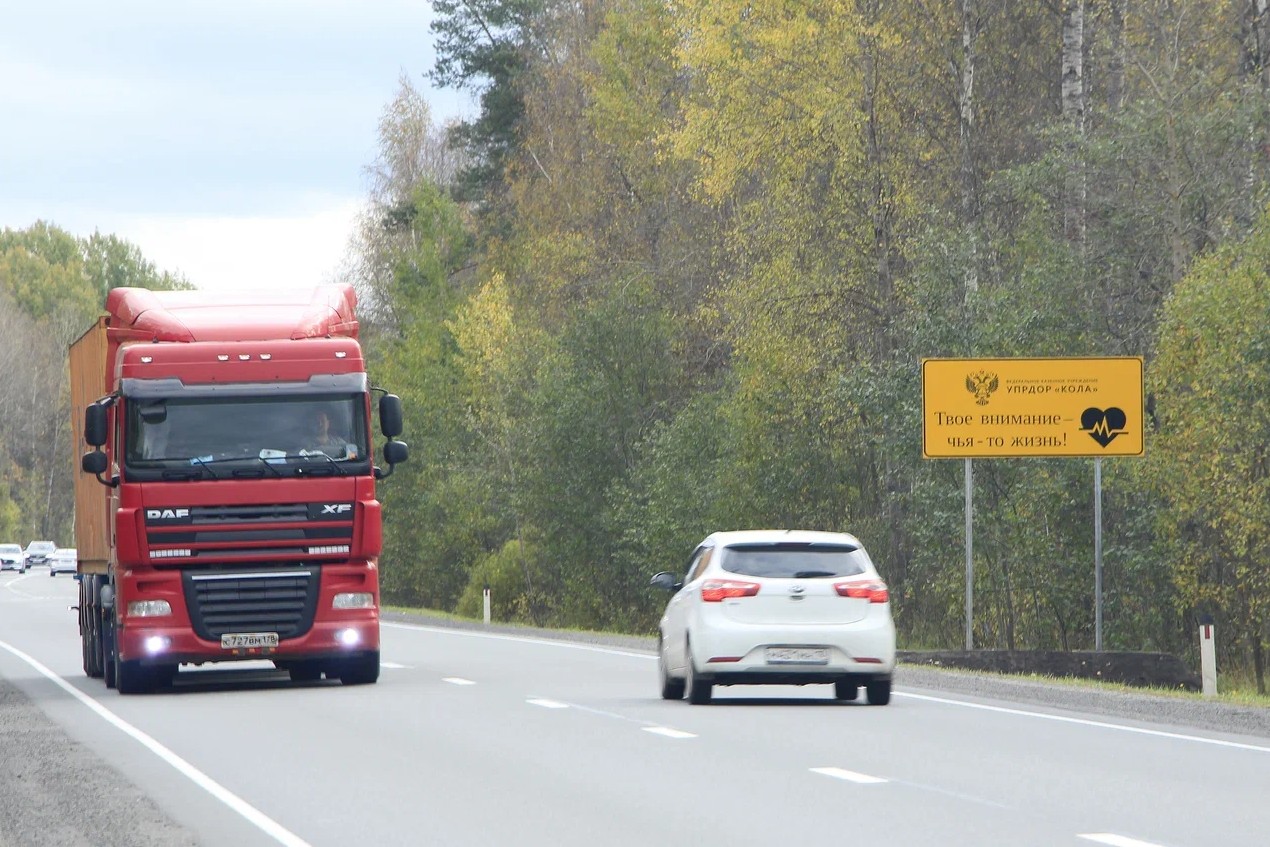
[1146,207,1270,693]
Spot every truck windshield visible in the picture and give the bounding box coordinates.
[123,394,370,480]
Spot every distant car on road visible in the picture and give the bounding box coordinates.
[48,547,78,577]
[651,529,896,705]
[23,541,56,571]
[0,543,23,572]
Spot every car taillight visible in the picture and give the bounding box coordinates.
[700,579,761,602]
[834,579,889,603]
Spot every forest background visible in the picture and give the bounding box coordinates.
[4,0,1270,692]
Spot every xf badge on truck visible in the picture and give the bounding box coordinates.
[309,502,355,520]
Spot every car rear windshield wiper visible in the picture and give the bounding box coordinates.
[792,570,837,578]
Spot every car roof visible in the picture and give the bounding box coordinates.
[702,529,864,548]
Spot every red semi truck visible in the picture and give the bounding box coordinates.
[69,285,408,694]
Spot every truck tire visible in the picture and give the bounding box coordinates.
[116,656,154,695]
[338,651,379,686]
[287,662,323,683]
[102,616,117,689]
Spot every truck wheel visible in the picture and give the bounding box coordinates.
[102,616,116,690]
[116,656,153,695]
[338,652,379,686]
[287,662,323,683]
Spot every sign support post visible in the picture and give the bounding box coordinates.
[1094,457,1103,651]
[965,458,974,650]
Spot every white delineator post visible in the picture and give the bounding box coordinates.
[1199,616,1217,698]
[483,583,491,625]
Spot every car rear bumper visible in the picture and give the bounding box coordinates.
[690,616,896,683]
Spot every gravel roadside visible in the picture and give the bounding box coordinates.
[385,609,1270,740]
[0,678,200,847]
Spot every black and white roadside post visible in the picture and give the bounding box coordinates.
[1198,613,1217,698]
[483,582,491,625]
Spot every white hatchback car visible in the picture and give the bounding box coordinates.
[48,547,77,576]
[651,530,896,705]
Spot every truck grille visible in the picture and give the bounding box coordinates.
[146,502,354,562]
[183,567,319,640]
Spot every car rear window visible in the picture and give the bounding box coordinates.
[720,542,868,578]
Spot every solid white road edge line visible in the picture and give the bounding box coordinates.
[642,727,696,739]
[810,767,887,784]
[898,691,1270,753]
[1078,834,1167,847]
[0,639,311,847]
[442,677,477,685]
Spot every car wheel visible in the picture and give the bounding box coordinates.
[834,681,859,701]
[658,638,685,700]
[685,642,712,705]
[865,678,892,706]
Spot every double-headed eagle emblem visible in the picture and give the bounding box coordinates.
[965,370,999,405]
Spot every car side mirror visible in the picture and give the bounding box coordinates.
[650,571,682,592]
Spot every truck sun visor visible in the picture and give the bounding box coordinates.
[121,373,368,399]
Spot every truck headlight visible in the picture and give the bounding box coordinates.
[128,600,172,617]
[333,592,375,610]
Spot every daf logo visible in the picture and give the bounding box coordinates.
[146,508,190,520]
[321,504,353,515]
[788,585,805,595]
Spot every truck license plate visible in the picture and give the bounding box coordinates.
[765,647,829,665]
[221,632,279,649]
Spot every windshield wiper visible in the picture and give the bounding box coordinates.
[234,457,283,478]
[160,468,203,481]
[188,457,222,479]
[294,452,346,476]
[792,570,837,579]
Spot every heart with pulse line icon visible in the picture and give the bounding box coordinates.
[1080,407,1127,447]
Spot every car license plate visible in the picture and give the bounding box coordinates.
[765,647,829,665]
[221,632,279,649]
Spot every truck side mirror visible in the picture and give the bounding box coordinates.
[82,451,108,475]
[383,440,408,465]
[374,440,409,480]
[379,394,403,438]
[85,403,108,447]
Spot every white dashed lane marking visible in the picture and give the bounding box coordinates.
[810,767,887,784]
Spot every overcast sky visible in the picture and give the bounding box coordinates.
[0,0,473,293]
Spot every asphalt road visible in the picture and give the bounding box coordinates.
[1,570,1267,847]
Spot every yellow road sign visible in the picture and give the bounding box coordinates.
[922,357,1144,458]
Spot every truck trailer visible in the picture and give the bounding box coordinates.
[69,285,408,694]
